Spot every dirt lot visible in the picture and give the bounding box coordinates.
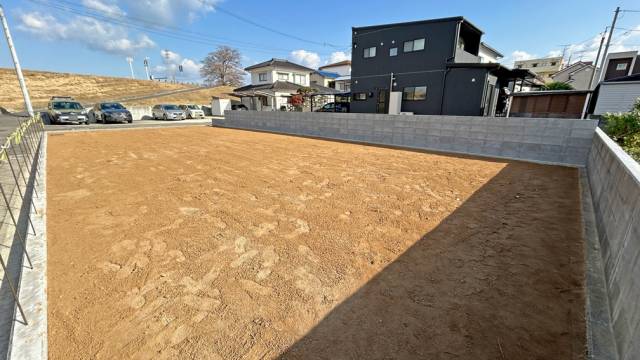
[47,127,585,359]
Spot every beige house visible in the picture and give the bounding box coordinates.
[514,56,563,82]
[550,61,599,90]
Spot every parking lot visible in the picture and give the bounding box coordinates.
[47,126,585,359]
[42,113,217,131]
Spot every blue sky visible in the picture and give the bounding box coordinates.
[1,0,639,82]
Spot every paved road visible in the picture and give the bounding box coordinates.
[0,113,39,360]
[44,115,218,132]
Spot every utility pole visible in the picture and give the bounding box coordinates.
[581,29,607,119]
[126,57,135,79]
[0,5,34,116]
[559,44,570,69]
[143,57,151,80]
[598,7,620,83]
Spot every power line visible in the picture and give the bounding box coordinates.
[27,0,342,56]
[48,0,305,53]
[214,5,348,49]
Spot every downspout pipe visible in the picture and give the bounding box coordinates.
[440,21,461,115]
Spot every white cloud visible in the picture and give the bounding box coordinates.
[289,49,321,69]
[546,50,562,58]
[154,50,202,80]
[17,11,155,55]
[328,51,350,64]
[81,0,125,16]
[504,24,640,68]
[511,50,535,62]
[127,0,221,24]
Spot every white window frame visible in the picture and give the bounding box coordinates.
[616,63,628,71]
[363,47,376,58]
[293,74,305,85]
[258,72,267,81]
[277,72,290,81]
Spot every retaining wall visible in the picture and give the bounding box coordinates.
[219,111,598,166]
[586,129,640,360]
[127,106,152,120]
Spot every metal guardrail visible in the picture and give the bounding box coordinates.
[0,114,44,326]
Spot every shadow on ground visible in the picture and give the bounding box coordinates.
[278,163,586,360]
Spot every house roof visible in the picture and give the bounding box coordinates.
[551,61,595,78]
[353,16,483,35]
[479,42,503,58]
[233,81,342,96]
[244,58,315,72]
[319,60,351,70]
[315,70,341,79]
[603,73,640,83]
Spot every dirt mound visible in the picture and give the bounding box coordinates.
[0,68,235,111]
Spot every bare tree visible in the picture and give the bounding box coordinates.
[200,46,245,86]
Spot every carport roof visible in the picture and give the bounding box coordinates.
[233,81,342,96]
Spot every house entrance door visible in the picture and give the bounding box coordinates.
[376,89,388,114]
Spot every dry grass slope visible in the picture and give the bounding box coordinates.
[0,68,235,111]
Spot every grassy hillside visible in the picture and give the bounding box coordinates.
[0,68,235,111]
[121,86,236,107]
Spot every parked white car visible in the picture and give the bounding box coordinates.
[179,104,205,119]
[152,104,186,121]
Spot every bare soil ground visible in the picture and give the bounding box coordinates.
[47,127,585,359]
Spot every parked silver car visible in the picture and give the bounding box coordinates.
[152,104,186,121]
[179,104,205,119]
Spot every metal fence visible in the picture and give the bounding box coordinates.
[0,114,44,356]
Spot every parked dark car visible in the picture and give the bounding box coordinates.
[315,102,350,113]
[90,102,133,123]
[231,104,248,111]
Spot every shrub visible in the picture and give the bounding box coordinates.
[603,97,640,161]
[541,81,574,90]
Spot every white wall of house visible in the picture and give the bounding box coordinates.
[319,64,351,76]
[478,48,499,63]
[248,66,310,86]
[593,81,640,115]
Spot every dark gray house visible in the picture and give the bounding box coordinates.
[350,17,532,116]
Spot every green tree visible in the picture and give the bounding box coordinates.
[603,98,640,161]
[541,81,574,90]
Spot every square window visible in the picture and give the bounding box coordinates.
[414,86,427,100]
[402,87,414,100]
[616,63,628,71]
[403,41,413,52]
[259,72,267,81]
[389,47,398,56]
[293,74,305,85]
[364,47,376,58]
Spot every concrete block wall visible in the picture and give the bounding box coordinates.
[587,129,640,360]
[219,111,598,166]
[127,106,152,120]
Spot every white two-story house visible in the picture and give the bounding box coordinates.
[234,58,339,111]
